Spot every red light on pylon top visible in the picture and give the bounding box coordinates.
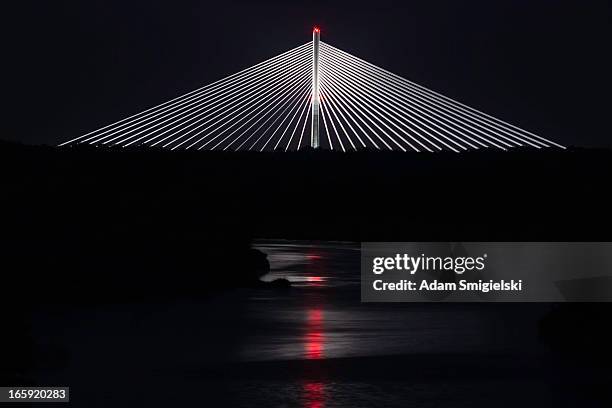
[313,26,320,33]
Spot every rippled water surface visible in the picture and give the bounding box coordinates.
[28,240,593,407]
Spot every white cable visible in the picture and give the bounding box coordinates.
[321,56,467,152]
[296,103,311,151]
[285,94,311,151]
[123,53,313,148]
[63,43,311,146]
[326,42,564,149]
[321,69,432,151]
[320,88,358,150]
[172,58,311,149]
[274,91,311,151]
[321,51,480,150]
[96,50,312,146]
[259,87,311,151]
[319,101,335,150]
[322,46,509,150]
[319,69,407,151]
[245,82,312,151]
[199,69,312,150]
[323,43,557,149]
[230,77,312,151]
[319,91,345,152]
[320,85,366,149]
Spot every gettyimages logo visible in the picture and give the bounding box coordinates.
[372,252,487,275]
[363,242,506,301]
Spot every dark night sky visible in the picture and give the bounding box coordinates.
[4,0,611,148]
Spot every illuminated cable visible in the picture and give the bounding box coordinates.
[171,58,311,149]
[319,69,407,151]
[296,105,311,151]
[321,69,432,151]
[229,77,312,150]
[321,46,504,149]
[319,92,345,152]
[245,82,312,151]
[285,94,311,151]
[321,45,510,150]
[322,43,556,149]
[151,54,311,149]
[321,51,479,150]
[274,91,311,151]
[321,54,468,152]
[101,51,312,146]
[66,43,310,146]
[125,52,312,147]
[327,42,563,149]
[320,88,357,150]
[199,69,311,150]
[319,101,335,150]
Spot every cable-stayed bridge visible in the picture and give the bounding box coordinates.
[60,28,564,152]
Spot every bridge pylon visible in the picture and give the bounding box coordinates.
[310,27,321,149]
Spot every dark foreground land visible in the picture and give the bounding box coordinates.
[1,141,611,406]
[2,141,611,242]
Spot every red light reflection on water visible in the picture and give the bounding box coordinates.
[304,309,324,359]
[303,251,326,407]
[306,250,325,286]
[303,381,325,408]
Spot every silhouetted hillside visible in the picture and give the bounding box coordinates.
[2,140,610,243]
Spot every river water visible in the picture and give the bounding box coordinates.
[28,240,599,407]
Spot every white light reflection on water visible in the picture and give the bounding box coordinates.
[232,240,559,407]
[240,240,543,363]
